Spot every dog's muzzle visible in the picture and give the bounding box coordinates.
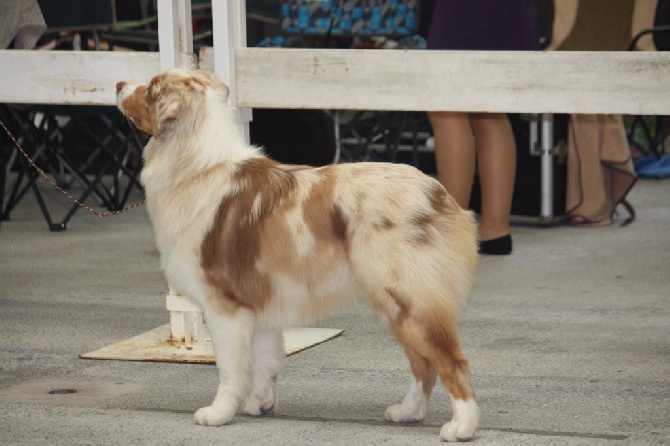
[115,81,137,114]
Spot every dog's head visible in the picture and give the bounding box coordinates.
[116,69,228,138]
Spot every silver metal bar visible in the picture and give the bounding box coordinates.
[540,113,554,225]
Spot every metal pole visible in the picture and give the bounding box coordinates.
[540,113,554,225]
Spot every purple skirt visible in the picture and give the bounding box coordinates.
[427,0,539,51]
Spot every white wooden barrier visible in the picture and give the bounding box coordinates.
[2,0,670,350]
[0,50,160,104]
[209,48,670,115]
[3,48,670,114]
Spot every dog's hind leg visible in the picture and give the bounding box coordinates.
[243,329,285,416]
[384,346,437,422]
[434,345,478,442]
[194,306,255,426]
[393,315,479,442]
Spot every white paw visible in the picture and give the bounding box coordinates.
[440,399,479,442]
[440,420,474,442]
[384,403,425,423]
[243,392,276,416]
[193,404,235,426]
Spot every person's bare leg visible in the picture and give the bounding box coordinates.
[428,111,476,209]
[470,113,516,241]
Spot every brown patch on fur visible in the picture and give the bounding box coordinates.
[145,71,206,96]
[412,212,436,228]
[280,165,309,173]
[178,76,206,91]
[410,212,436,245]
[406,182,458,245]
[302,169,349,249]
[391,313,475,402]
[233,158,295,189]
[331,204,348,242]
[120,85,156,136]
[424,319,474,401]
[427,182,451,214]
[374,217,396,230]
[200,157,301,312]
[385,287,410,322]
[200,194,269,312]
[147,76,161,98]
[404,347,437,396]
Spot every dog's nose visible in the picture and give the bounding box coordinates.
[115,81,127,94]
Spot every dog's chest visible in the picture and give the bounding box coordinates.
[159,246,209,303]
[144,189,220,302]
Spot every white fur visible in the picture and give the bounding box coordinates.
[194,307,255,426]
[243,330,284,415]
[250,194,262,222]
[384,378,428,422]
[441,397,480,442]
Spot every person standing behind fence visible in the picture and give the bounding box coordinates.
[427,1,539,255]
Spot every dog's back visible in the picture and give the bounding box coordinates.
[195,158,476,328]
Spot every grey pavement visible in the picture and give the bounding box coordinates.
[1,178,668,445]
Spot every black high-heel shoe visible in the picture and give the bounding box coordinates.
[478,234,512,255]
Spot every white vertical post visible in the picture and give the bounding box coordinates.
[540,113,554,225]
[166,289,205,345]
[157,0,196,70]
[157,0,179,70]
[211,0,252,142]
[157,0,203,345]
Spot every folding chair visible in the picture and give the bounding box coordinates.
[2,0,145,231]
[1,104,145,231]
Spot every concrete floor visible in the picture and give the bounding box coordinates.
[1,178,668,445]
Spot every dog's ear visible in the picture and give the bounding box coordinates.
[155,96,180,132]
[146,75,182,136]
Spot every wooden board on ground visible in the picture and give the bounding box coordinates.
[80,325,343,364]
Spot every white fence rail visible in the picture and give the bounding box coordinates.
[1,48,670,115]
[205,48,670,115]
[0,51,160,105]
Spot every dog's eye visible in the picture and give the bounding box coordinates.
[145,80,162,102]
[144,87,155,102]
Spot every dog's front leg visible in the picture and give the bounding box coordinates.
[194,306,255,426]
[243,329,285,416]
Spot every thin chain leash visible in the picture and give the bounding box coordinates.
[0,118,145,218]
